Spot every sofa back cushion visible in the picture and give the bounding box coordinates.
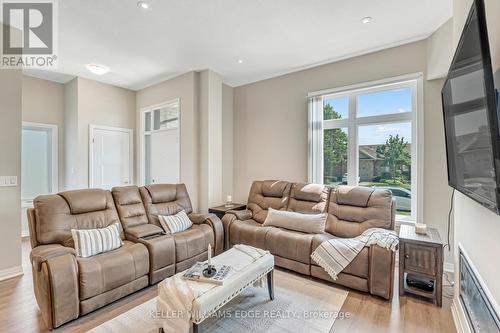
[33,189,122,247]
[111,185,149,229]
[139,184,193,226]
[263,208,327,234]
[325,186,394,238]
[287,182,329,214]
[247,180,291,223]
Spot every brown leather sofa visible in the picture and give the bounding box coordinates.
[27,184,223,329]
[222,180,396,299]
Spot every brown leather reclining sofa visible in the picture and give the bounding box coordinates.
[222,180,396,299]
[27,184,222,329]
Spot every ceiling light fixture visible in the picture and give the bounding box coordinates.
[137,1,150,10]
[361,16,373,24]
[85,64,110,75]
[237,59,243,64]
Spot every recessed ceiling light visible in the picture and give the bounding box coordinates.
[137,1,150,10]
[85,64,110,75]
[361,16,373,24]
[237,59,243,64]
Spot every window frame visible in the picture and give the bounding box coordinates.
[21,121,58,203]
[308,73,424,223]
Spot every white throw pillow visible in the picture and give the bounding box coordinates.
[263,208,327,234]
[71,223,123,258]
[159,210,193,234]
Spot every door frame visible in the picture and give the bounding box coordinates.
[139,98,181,186]
[89,124,134,188]
[21,121,58,204]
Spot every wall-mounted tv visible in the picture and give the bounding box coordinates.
[442,0,500,214]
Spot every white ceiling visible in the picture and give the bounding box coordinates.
[24,0,452,90]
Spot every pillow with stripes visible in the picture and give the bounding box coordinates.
[158,210,193,234]
[71,223,123,258]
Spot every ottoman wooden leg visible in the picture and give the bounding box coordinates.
[267,270,274,300]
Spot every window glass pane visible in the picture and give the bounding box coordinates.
[357,87,412,117]
[144,134,152,184]
[358,122,412,215]
[158,105,179,130]
[145,112,151,132]
[22,128,51,199]
[324,97,348,120]
[324,128,348,185]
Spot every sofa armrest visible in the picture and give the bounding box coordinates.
[368,244,395,300]
[31,247,79,329]
[30,244,76,271]
[188,213,224,255]
[125,224,164,241]
[225,209,252,220]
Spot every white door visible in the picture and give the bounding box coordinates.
[151,129,179,184]
[91,126,132,189]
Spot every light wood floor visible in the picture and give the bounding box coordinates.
[0,239,456,333]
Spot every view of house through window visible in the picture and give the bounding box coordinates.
[319,80,417,219]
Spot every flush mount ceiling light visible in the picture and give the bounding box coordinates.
[137,1,151,10]
[361,16,373,24]
[85,63,110,75]
[237,59,244,64]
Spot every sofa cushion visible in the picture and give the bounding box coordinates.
[263,208,327,234]
[265,228,314,264]
[229,219,272,249]
[173,224,213,263]
[34,190,122,247]
[287,182,329,214]
[247,180,291,223]
[311,233,369,278]
[77,240,149,300]
[71,223,123,258]
[112,186,149,229]
[140,184,193,226]
[326,186,393,238]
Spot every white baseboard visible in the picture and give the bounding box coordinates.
[451,297,471,333]
[0,266,24,282]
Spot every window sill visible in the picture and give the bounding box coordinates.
[395,215,416,227]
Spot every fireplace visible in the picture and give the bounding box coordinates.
[459,249,500,332]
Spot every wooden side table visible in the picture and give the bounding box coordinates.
[208,203,246,220]
[398,224,443,306]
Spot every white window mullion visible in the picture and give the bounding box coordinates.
[347,95,358,186]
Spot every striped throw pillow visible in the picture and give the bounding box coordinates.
[158,210,193,234]
[71,223,123,258]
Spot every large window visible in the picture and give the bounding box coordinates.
[309,75,422,222]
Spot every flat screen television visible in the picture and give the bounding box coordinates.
[442,0,500,213]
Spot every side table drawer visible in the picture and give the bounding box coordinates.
[403,243,437,275]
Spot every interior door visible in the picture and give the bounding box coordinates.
[151,129,179,184]
[91,127,132,189]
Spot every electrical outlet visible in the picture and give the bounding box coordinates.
[0,176,18,187]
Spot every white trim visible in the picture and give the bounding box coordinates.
[88,125,134,188]
[21,121,59,197]
[139,98,181,186]
[0,266,23,282]
[451,297,472,333]
[309,73,423,222]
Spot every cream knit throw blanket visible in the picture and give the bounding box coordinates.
[311,228,399,281]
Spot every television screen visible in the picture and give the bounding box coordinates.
[442,0,500,213]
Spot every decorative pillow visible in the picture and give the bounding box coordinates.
[159,210,193,234]
[71,223,123,258]
[263,208,327,234]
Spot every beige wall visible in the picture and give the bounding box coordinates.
[64,78,79,189]
[0,66,22,277]
[222,84,234,201]
[233,40,454,264]
[452,0,500,316]
[427,18,454,80]
[136,72,199,210]
[22,76,65,190]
